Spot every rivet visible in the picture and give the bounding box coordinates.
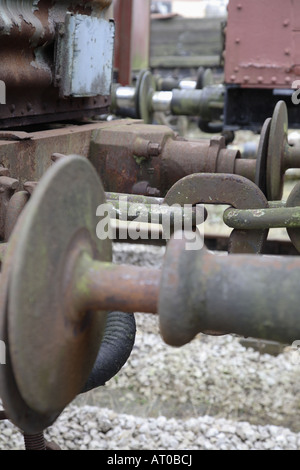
[285,76,291,83]
[243,76,250,83]
[235,38,241,44]
[9,104,15,113]
[271,76,277,84]
[283,19,290,27]
[237,3,242,9]
[257,76,264,84]
[230,75,236,82]
[285,48,291,56]
[234,67,239,73]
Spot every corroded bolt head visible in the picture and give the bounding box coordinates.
[147,143,162,157]
[146,186,161,197]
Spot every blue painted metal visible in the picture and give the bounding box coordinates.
[58,14,115,98]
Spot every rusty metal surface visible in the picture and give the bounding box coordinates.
[267,101,288,201]
[3,153,300,436]
[0,105,295,205]
[24,433,46,451]
[286,182,300,253]
[224,205,300,231]
[0,175,19,240]
[4,191,30,242]
[114,0,150,85]
[89,119,242,196]
[0,207,60,434]
[225,0,300,89]
[74,258,160,314]
[7,156,111,424]
[159,236,300,347]
[164,173,269,254]
[113,0,134,86]
[0,1,113,128]
[0,122,109,184]
[254,118,271,196]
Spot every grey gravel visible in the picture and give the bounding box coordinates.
[1,243,300,450]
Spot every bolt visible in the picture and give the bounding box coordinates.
[24,181,38,195]
[147,142,162,157]
[24,433,46,451]
[146,186,161,197]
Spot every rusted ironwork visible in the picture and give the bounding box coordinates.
[286,182,300,253]
[0,209,59,435]
[0,175,19,240]
[106,195,205,227]
[89,119,243,196]
[225,0,300,90]
[2,155,300,435]
[0,102,296,204]
[113,0,150,86]
[164,173,269,254]
[23,433,46,451]
[0,1,113,128]
[5,156,111,427]
[4,191,30,242]
[224,205,300,231]
[159,236,300,347]
[112,69,224,125]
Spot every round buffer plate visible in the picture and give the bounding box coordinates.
[0,213,62,434]
[255,117,271,197]
[4,155,112,429]
[136,70,156,124]
[286,182,300,253]
[267,101,288,201]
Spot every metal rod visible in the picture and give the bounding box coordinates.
[107,198,204,225]
[115,86,136,109]
[224,206,300,230]
[73,256,160,315]
[285,144,300,170]
[23,432,46,451]
[159,237,300,347]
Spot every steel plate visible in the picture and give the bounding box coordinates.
[7,156,112,418]
[266,101,288,200]
[255,118,271,196]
